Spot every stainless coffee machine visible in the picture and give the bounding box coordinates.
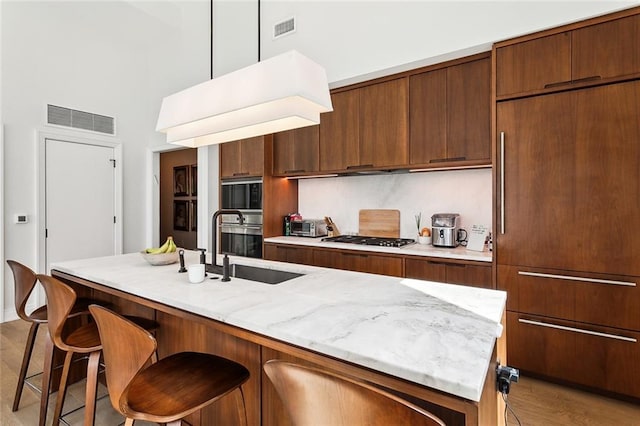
[431,213,461,248]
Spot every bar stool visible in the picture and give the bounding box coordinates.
[37,274,158,426]
[6,260,103,418]
[89,304,250,426]
[263,360,446,426]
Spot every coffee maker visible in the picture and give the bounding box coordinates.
[431,213,461,248]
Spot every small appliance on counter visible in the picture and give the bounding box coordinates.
[431,213,462,248]
[290,219,328,238]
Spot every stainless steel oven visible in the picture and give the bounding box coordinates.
[221,179,262,210]
[220,215,263,259]
[220,179,263,258]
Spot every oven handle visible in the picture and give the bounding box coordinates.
[221,224,263,235]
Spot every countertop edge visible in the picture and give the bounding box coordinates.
[265,236,493,262]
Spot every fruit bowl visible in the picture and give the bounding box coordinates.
[140,250,179,266]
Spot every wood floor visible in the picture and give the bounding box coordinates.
[2,318,640,426]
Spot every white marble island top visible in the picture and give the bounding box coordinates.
[51,250,505,402]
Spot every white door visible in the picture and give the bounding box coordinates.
[45,138,116,270]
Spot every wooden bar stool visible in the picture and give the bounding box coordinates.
[6,260,103,419]
[263,360,446,426]
[37,274,158,426]
[89,304,250,426]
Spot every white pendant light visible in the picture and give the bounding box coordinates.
[156,50,333,147]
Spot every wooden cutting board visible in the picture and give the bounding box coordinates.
[359,209,400,238]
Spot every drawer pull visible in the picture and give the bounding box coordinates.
[518,271,636,287]
[429,157,466,163]
[519,319,637,343]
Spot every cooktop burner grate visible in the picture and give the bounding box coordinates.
[322,235,415,248]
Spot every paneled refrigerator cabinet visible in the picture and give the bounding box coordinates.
[496,80,640,398]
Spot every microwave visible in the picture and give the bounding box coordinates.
[221,179,262,210]
[290,220,328,238]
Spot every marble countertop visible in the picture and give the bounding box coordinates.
[51,250,505,402]
[265,236,492,262]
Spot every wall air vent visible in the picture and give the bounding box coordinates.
[273,17,295,39]
[47,104,115,135]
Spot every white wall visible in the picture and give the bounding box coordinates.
[259,1,637,87]
[1,0,210,320]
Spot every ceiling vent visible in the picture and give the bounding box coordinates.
[273,17,295,39]
[47,104,115,135]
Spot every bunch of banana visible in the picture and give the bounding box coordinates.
[145,236,177,254]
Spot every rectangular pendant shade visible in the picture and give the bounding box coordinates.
[156,50,333,147]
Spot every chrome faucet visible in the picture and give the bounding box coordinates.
[210,209,244,270]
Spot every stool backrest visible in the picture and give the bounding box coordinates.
[89,304,157,415]
[36,275,78,352]
[264,360,446,426]
[7,260,39,321]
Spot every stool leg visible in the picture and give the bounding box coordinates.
[52,351,74,426]
[124,418,135,426]
[234,386,248,426]
[83,350,101,426]
[12,322,39,411]
[39,334,55,426]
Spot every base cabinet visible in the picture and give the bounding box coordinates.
[264,244,314,265]
[312,248,404,277]
[406,258,492,289]
[507,312,640,398]
[264,243,490,286]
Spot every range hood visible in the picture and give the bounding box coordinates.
[156,50,333,147]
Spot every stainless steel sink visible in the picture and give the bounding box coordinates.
[206,263,303,284]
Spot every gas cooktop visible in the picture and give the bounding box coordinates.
[322,235,416,248]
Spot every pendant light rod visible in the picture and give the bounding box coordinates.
[210,0,213,79]
[258,0,261,62]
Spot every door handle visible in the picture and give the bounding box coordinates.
[518,318,636,343]
[500,132,505,234]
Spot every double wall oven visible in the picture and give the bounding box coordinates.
[220,179,263,258]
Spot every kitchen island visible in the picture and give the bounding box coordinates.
[51,250,506,426]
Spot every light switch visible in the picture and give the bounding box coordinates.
[15,214,28,224]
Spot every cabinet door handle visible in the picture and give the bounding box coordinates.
[346,164,374,170]
[544,75,601,89]
[429,157,466,163]
[544,79,573,89]
[233,172,249,177]
[518,271,636,287]
[500,131,505,234]
[518,319,637,343]
[284,169,306,174]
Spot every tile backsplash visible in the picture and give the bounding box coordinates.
[297,168,492,238]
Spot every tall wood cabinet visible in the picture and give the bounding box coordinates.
[495,47,640,397]
[497,82,640,276]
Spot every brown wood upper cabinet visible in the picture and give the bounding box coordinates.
[220,136,264,178]
[496,13,640,97]
[272,126,319,176]
[320,78,408,172]
[409,56,490,167]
